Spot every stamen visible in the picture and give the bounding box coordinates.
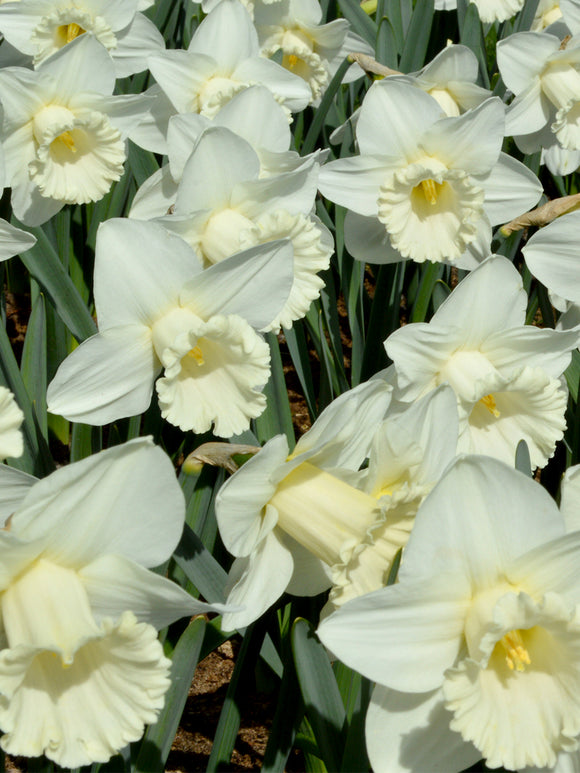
[56,130,77,153]
[187,345,205,366]
[480,394,500,418]
[421,179,438,205]
[287,54,299,69]
[66,23,84,43]
[499,629,531,672]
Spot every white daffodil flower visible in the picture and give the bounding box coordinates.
[318,83,542,267]
[130,85,321,220]
[253,0,373,104]
[148,0,310,121]
[0,34,154,226]
[0,388,23,460]
[0,0,164,77]
[215,379,394,630]
[384,255,579,468]
[498,31,580,175]
[318,455,580,772]
[0,437,226,768]
[216,383,459,626]
[151,127,332,331]
[523,210,580,309]
[47,219,294,435]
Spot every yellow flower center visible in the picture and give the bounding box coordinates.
[187,345,205,366]
[499,629,531,672]
[54,130,77,154]
[59,22,86,43]
[480,394,500,418]
[420,178,440,205]
[283,53,300,70]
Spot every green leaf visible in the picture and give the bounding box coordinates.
[263,656,305,773]
[134,617,206,772]
[173,523,228,604]
[337,0,377,46]
[566,349,580,402]
[292,618,347,773]
[302,57,353,155]
[399,0,434,72]
[283,322,318,420]
[432,279,451,311]
[0,314,54,476]
[459,2,490,87]
[207,622,267,771]
[254,333,295,447]
[410,261,444,322]
[20,292,48,441]
[70,423,102,463]
[15,222,96,343]
[515,439,532,477]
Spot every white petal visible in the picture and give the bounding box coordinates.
[111,13,164,78]
[46,326,157,425]
[317,579,469,691]
[366,684,481,773]
[37,34,116,99]
[221,530,294,630]
[343,211,402,264]
[497,32,560,94]
[0,220,36,263]
[180,240,294,330]
[483,326,577,378]
[505,82,551,136]
[0,386,23,460]
[480,152,543,224]
[317,155,392,216]
[11,438,186,569]
[79,553,221,629]
[176,127,260,214]
[524,210,580,305]
[0,464,36,526]
[293,378,393,470]
[421,98,505,175]
[188,0,258,67]
[94,219,201,329]
[431,255,527,341]
[129,164,178,220]
[215,433,288,557]
[399,456,565,589]
[356,80,444,160]
[561,464,580,533]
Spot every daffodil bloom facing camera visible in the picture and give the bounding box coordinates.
[152,126,333,331]
[318,82,542,267]
[318,455,580,772]
[384,255,579,468]
[47,219,294,436]
[148,0,310,121]
[0,0,164,76]
[0,34,154,226]
[0,438,226,768]
[253,0,373,104]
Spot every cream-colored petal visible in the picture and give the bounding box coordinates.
[31,8,116,66]
[256,211,332,331]
[378,161,485,263]
[444,591,580,770]
[154,311,270,436]
[0,387,23,460]
[0,612,171,769]
[29,106,125,205]
[462,366,567,468]
[2,560,99,663]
